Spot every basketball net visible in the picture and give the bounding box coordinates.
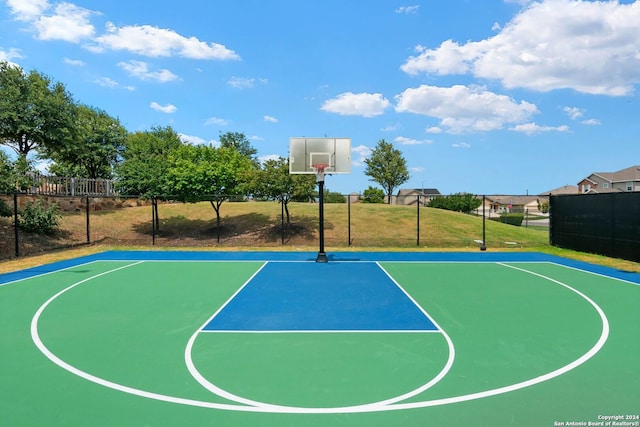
[312,163,328,183]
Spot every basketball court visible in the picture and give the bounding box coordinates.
[1,250,638,426]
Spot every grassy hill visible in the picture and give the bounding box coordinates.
[5,200,548,251]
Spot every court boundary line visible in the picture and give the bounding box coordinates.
[28,259,611,414]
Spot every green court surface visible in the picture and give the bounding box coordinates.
[0,251,638,427]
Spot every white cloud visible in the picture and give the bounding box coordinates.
[395,136,431,145]
[351,144,372,167]
[510,122,570,135]
[426,126,442,134]
[248,135,264,141]
[410,167,425,173]
[321,92,390,117]
[179,134,217,146]
[95,77,118,88]
[150,102,177,113]
[227,76,268,89]
[452,142,471,148]
[263,115,278,123]
[93,23,240,60]
[7,0,50,21]
[118,60,178,82]
[204,116,229,126]
[63,57,84,66]
[395,5,419,15]
[0,48,23,66]
[563,106,584,120]
[401,0,640,95]
[395,84,538,133]
[581,118,601,126]
[381,123,400,132]
[34,3,96,42]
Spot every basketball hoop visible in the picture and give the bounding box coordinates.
[311,163,329,183]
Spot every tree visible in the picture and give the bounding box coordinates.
[0,62,76,158]
[363,139,410,204]
[164,144,254,236]
[115,126,183,198]
[248,157,316,222]
[219,131,258,166]
[45,105,127,179]
[361,186,385,203]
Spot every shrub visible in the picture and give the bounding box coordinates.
[0,198,12,217]
[19,199,61,234]
[324,191,346,203]
[497,213,524,226]
[428,193,481,213]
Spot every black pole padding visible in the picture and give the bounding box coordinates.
[13,192,19,258]
[316,180,327,262]
[480,194,487,251]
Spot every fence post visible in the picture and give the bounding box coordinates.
[281,196,285,245]
[348,194,351,246]
[13,192,19,258]
[86,195,90,243]
[480,195,487,251]
[417,195,420,246]
[151,197,156,246]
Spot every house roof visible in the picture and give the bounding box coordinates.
[485,195,543,205]
[540,185,579,195]
[397,188,441,196]
[588,165,640,183]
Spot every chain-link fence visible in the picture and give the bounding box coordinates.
[1,193,553,260]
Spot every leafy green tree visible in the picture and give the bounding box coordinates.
[45,105,127,179]
[246,157,315,223]
[362,186,385,203]
[116,126,183,197]
[0,150,14,193]
[219,131,258,166]
[364,139,410,204]
[0,61,76,158]
[164,144,254,233]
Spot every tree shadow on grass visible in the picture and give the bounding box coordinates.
[129,212,334,246]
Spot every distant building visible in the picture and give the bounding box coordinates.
[541,185,579,195]
[577,165,640,193]
[395,188,441,205]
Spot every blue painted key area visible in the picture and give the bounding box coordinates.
[204,261,437,331]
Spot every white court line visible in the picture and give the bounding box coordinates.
[30,261,610,414]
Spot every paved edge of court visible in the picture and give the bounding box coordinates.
[1,250,639,285]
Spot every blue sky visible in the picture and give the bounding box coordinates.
[1,0,639,195]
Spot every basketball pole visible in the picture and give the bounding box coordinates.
[316,167,328,262]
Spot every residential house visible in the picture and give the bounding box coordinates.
[577,165,640,194]
[475,195,549,218]
[395,188,441,205]
[541,185,579,195]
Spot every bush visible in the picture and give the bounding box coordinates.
[19,199,61,234]
[497,213,524,226]
[324,191,346,203]
[0,198,12,217]
[428,193,481,213]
